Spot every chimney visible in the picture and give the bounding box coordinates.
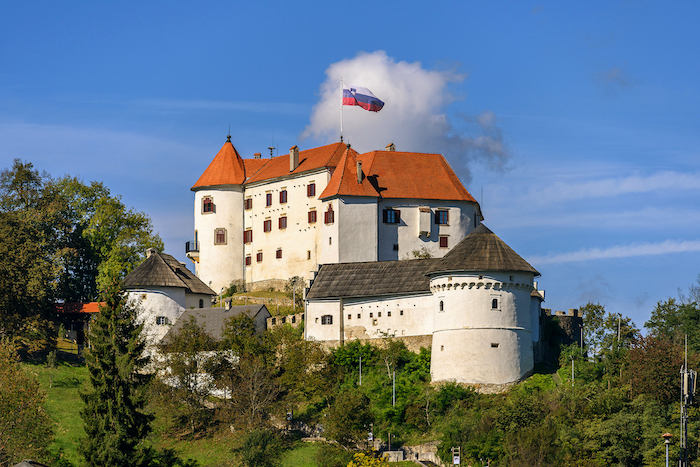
[146,247,157,258]
[356,161,363,184]
[386,143,396,151]
[290,146,299,172]
[254,152,261,160]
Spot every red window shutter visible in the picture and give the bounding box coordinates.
[307,184,316,197]
[279,217,287,229]
[245,256,251,265]
[280,190,287,203]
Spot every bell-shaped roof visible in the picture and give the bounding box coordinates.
[123,249,216,295]
[191,137,246,190]
[431,224,539,275]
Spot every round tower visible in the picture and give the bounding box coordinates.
[428,224,539,388]
[190,135,246,294]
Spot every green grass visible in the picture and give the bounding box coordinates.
[25,360,89,466]
[153,432,238,467]
[280,442,321,467]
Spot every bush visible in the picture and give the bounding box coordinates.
[315,443,354,467]
[238,428,285,467]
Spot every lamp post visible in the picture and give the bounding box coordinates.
[662,433,673,467]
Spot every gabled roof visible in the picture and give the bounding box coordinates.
[348,150,477,202]
[123,250,216,295]
[307,225,538,300]
[319,146,381,199]
[245,142,352,184]
[191,138,246,190]
[306,259,439,299]
[162,305,270,341]
[429,224,540,276]
[243,159,270,182]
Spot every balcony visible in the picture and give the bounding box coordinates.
[185,241,199,262]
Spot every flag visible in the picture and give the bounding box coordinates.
[342,83,384,112]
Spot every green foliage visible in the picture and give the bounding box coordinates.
[325,387,373,448]
[314,443,353,467]
[0,339,54,466]
[580,302,638,359]
[238,428,285,467]
[346,452,389,467]
[645,298,700,352]
[79,283,153,467]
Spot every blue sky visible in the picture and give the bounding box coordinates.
[2,1,699,330]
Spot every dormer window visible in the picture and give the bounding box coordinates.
[202,197,214,213]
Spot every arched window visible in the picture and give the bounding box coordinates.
[199,299,204,308]
[202,197,214,213]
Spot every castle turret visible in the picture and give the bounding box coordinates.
[428,224,540,388]
[189,135,246,293]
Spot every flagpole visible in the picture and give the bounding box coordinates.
[340,77,343,142]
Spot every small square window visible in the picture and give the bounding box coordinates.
[266,193,272,207]
[357,313,361,319]
[491,343,499,348]
[439,236,448,248]
[348,314,351,320]
[369,313,373,318]
[140,294,147,300]
[378,312,381,317]
[393,244,399,251]
[276,248,282,259]
[243,229,253,244]
[388,311,391,317]
[383,209,401,224]
[156,316,168,325]
[435,210,449,225]
[215,228,227,245]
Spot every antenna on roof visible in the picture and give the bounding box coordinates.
[227,124,231,142]
[268,131,276,158]
[268,146,275,158]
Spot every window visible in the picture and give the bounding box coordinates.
[263,219,272,232]
[215,228,227,245]
[324,205,334,224]
[266,193,272,207]
[378,312,381,317]
[245,255,251,266]
[202,197,214,213]
[307,183,316,197]
[271,318,276,325]
[244,198,252,210]
[348,314,352,320]
[307,250,311,260]
[280,190,287,204]
[369,313,373,318]
[388,311,391,317]
[393,244,399,251]
[321,315,333,325]
[383,209,401,224]
[441,345,444,351]
[140,294,147,300]
[276,248,282,259]
[256,251,263,262]
[439,236,448,248]
[292,316,296,323]
[243,229,253,244]
[308,210,317,223]
[439,301,444,312]
[156,316,168,325]
[435,210,449,225]
[400,310,403,316]
[509,275,514,281]
[357,313,361,318]
[491,343,499,348]
[492,298,498,309]
[279,216,287,229]
[199,299,204,308]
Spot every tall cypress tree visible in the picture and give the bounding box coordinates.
[79,282,153,467]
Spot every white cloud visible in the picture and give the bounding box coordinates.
[529,239,700,264]
[301,51,510,184]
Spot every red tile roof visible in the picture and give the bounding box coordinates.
[243,159,270,182]
[319,147,381,199]
[322,150,476,202]
[191,140,247,190]
[245,142,352,184]
[54,302,104,314]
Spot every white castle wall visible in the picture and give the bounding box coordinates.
[376,199,479,261]
[193,187,244,293]
[429,272,535,385]
[128,287,186,345]
[335,198,379,263]
[244,169,329,285]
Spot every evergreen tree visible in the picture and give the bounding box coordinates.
[79,283,153,467]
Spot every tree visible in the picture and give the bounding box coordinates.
[645,298,700,352]
[580,302,638,359]
[0,339,54,466]
[238,428,285,467]
[79,283,153,467]
[325,387,373,448]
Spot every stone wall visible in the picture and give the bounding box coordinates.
[314,335,433,353]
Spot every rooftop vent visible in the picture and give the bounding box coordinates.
[386,143,395,151]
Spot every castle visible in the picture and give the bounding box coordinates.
[187,137,483,293]
[186,136,560,389]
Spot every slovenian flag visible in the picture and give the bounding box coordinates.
[342,83,384,112]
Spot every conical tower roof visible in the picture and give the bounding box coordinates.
[191,136,246,190]
[430,224,539,275]
[123,250,215,295]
